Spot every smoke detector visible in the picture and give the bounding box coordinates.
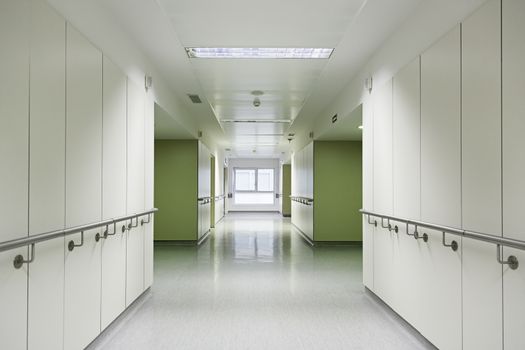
[253,97,261,107]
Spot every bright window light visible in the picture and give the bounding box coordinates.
[185,47,334,59]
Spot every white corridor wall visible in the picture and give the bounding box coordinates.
[363,1,525,349]
[0,1,155,349]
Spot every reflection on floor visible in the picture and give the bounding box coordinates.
[88,212,435,350]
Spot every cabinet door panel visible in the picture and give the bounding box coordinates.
[27,3,66,349]
[126,80,145,304]
[461,2,502,349]
[101,56,127,329]
[393,57,420,220]
[0,0,29,242]
[372,79,393,215]
[64,24,102,350]
[421,26,461,228]
[418,229,462,350]
[0,249,28,350]
[65,25,102,227]
[503,0,525,348]
[144,94,155,288]
[64,229,102,350]
[362,96,374,289]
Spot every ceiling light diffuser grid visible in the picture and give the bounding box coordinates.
[186,47,334,59]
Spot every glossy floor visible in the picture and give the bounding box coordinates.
[88,212,435,350]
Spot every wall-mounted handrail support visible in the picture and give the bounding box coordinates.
[128,216,139,230]
[13,243,35,269]
[405,222,416,237]
[497,244,519,270]
[103,221,117,238]
[442,232,458,251]
[381,218,390,229]
[367,215,377,227]
[68,231,84,251]
[414,230,428,242]
[141,214,151,226]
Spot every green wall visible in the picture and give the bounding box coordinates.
[314,141,362,242]
[282,164,291,216]
[154,140,198,241]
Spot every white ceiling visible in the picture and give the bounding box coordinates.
[98,0,423,157]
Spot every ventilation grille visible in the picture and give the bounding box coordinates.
[188,94,202,104]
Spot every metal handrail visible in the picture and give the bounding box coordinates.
[289,196,314,205]
[360,209,521,270]
[0,208,158,254]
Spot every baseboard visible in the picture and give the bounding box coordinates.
[314,241,362,246]
[154,240,197,246]
[197,229,211,245]
[86,287,151,349]
[364,287,437,349]
[291,223,315,246]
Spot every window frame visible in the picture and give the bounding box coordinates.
[233,167,275,193]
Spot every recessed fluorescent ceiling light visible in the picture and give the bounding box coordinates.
[186,47,334,59]
[221,119,291,123]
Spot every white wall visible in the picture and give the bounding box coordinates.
[291,143,314,241]
[0,1,154,349]
[226,158,281,212]
[363,1,525,349]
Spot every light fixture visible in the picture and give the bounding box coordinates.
[358,125,363,130]
[185,47,334,59]
[221,119,291,123]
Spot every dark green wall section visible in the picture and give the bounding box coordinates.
[282,164,291,216]
[154,140,198,241]
[314,141,362,242]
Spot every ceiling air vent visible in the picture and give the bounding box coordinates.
[188,94,202,104]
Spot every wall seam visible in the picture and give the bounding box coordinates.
[500,0,504,348]
[459,23,464,350]
[62,21,68,350]
[26,7,32,349]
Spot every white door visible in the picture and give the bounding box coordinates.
[64,24,103,350]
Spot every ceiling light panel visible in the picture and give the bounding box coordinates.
[186,48,334,59]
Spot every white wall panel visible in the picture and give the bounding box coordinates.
[372,79,393,215]
[126,80,145,305]
[144,94,155,288]
[421,26,461,228]
[100,56,127,330]
[393,57,420,220]
[0,0,29,243]
[503,0,525,348]
[419,229,462,350]
[64,24,102,350]
[362,96,374,289]
[0,249,28,350]
[64,229,102,350]
[27,1,66,349]
[461,2,502,349]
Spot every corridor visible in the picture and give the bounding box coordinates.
[88,213,433,350]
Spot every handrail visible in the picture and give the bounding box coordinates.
[289,196,314,206]
[1,208,158,268]
[360,209,521,270]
